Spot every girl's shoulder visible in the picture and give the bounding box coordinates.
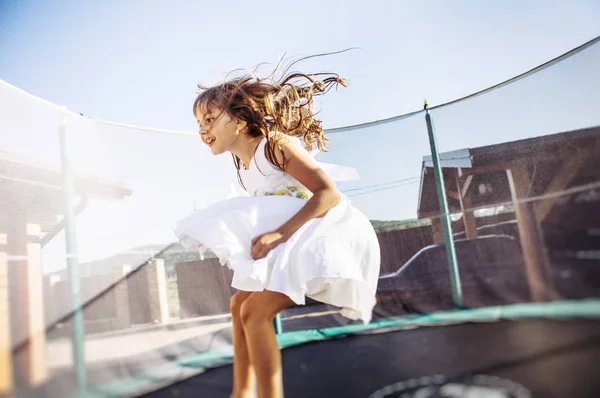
[266,131,316,157]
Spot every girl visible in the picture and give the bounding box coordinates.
[175,65,381,398]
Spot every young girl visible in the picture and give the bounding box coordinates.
[174,66,381,398]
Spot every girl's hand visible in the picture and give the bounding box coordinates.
[251,231,285,260]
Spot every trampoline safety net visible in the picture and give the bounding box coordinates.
[1,36,599,398]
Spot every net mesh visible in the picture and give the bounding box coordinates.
[1,36,599,398]
[428,35,600,308]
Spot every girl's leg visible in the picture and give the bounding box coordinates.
[230,291,255,398]
[240,291,294,398]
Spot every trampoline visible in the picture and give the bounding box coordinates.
[2,35,600,398]
[142,315,600,398]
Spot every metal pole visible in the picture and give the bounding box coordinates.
[59,115,87,388]
[273,313,283,335]
[423,102,463,308]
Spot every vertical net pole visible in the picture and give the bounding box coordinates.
[424,103,463,308]
[273,313,283,335]
[59,115,87,388]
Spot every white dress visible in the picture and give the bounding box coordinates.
[174,135,381,323]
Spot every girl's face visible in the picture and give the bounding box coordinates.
[196,105,243,155]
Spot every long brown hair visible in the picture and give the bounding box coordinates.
[193,54,349,185]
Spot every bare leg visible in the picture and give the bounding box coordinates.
[240,291,295,398]
[230,291,255,398]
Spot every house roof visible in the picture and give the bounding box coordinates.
[0,150,132,230]
[417,126,600,219]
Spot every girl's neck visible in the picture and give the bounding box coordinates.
[232,134,264,170]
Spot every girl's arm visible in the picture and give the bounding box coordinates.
[250,139,341,259]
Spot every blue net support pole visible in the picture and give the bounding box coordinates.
[424,102,463,308]
[273,313,283,335]
[59,115,87,388]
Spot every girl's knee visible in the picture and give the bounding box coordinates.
[239,297,268,328]
[230,291,250,315]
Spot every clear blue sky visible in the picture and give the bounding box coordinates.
[1,1,599,271]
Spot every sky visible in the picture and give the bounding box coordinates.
[1,0,599,272]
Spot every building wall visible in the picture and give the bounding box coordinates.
[176,258,235,318]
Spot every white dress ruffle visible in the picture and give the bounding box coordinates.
[174,135,380,323]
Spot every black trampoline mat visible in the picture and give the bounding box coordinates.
[142,318,600,398]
